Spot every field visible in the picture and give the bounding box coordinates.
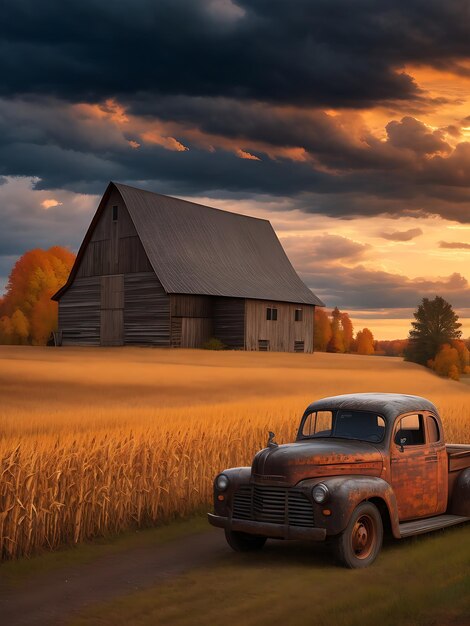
[0,345,469,560]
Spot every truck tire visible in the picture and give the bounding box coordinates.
[225,529,267,552]
[332,501,383,568]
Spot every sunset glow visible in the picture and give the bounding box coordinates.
[0,2,468,340]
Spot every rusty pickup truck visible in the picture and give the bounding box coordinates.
[208,393,470,568]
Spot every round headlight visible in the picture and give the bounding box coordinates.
[312,483,329,504]
[216,474,229,491]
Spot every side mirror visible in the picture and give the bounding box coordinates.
[399,437,407,453]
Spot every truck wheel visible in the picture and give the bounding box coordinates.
[333,502,383,568]
[225,529,267,552]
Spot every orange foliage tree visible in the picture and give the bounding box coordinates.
[429,344,461,380]
[340,312,353,352]
[314,307,333,351]
[375,339,408,356]
[327,307,345,353]
[0,247,75,345]
[428,340,470,380]
[356,328,375,355]
[314,307,356,354]
[453,339,470,374]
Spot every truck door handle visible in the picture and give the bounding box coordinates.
[425,455,438,463]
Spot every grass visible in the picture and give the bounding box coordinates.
[0,346,469,559]
[68,525,470,626]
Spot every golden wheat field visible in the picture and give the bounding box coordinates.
[0,345,469,560]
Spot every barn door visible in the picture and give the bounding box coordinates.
[100,275,124,346]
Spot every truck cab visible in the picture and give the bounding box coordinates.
[208,393,470,568]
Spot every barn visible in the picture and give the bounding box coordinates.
[52,182,324,351]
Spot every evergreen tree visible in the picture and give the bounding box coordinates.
[404,296,461,365]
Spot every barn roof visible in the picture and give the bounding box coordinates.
[53,182,324,305]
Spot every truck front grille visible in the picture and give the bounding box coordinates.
[232,485,314,527]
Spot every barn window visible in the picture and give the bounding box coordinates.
[112,205,118,221]
[266,307,278,321]
[294,308,303,322]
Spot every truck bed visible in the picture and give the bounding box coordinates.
[446,444,470,473]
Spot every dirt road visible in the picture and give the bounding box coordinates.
[0,528,226,626]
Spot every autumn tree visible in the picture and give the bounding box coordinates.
[327,307,345,353]
[314,307,332,351]
[0,247,75,345]
[375,339,408,357]
[429,344,461,380]
[356,328,375,355]
[452,340,470,374]
[340,312,354,352]
[405,296,462,365]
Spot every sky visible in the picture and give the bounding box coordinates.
[0,0,469,340]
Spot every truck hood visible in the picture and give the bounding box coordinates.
[251,439,384,486]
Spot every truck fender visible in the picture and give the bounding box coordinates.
[311,475,401,538]
[449,467,470,517]
[213,467,251,516]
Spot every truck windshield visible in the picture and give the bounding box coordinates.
[301,410,386,443]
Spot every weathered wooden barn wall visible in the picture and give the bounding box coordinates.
[170,294,213,348]
[101,275,124,346]
[77,188,152,278]
[245,300,314,352]
[213,297,245,349]
[59,277,101,346]
[59,272,171,346]
[170,295,212,318]
[181,318,212,347]
[124,273,170,346]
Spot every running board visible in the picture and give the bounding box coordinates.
[399,514,470,538]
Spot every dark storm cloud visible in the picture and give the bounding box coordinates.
[300,234,370,264]
[130,96,357,157]
[0,94,469,222]
[0,0,469,234]
[1,0,469,108]
[380,228,423,241]
[301,266,470,310]
[0,137,328,197]
[385,117,451,154]
[439,241,470,249]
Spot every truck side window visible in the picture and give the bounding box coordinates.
[427,415,440,443]
[394,414,425,447]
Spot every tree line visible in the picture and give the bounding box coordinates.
[314,307,405,356]
[314,299,469,380]
[0,249,468,381]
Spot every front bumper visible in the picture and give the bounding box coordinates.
[208,513,327,541]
